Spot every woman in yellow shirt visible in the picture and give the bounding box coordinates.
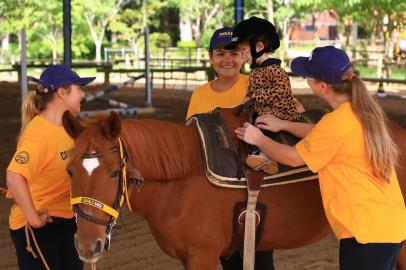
[6,65,95,269]
[236,46,406,270]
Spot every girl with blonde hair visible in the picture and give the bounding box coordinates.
[236,46,406,270]
[6,65,94,270]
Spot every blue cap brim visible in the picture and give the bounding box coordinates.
[211,41,235,50]
[72,77,96,86]
[291,57,312,77]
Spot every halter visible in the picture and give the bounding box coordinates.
[70,137,135,251]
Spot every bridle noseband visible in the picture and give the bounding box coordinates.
[70,137,140,251]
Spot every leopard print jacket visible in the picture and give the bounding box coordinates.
[247,58,301,121]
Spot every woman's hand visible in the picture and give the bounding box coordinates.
[235,122,264,145]
[255,114,285,132]
[29,210,49,228]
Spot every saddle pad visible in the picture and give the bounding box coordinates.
[189,108,329,189]
[188,109,244,179]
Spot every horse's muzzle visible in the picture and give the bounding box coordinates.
[74,234,104,263]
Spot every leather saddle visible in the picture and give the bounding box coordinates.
[188,106,329,188]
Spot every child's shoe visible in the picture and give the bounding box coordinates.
[246,154,278,174]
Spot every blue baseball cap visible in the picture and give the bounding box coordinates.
[291,46,352,85]
[38,64,96,92]
[209,27,235,50]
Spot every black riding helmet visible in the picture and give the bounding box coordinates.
[232,16,280,64]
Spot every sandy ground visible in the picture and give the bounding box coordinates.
[0,79,405,270]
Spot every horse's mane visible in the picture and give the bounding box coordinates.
[121,119,203,180]
[71,115,203,181]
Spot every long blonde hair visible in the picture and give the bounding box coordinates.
[332,69,398,182]
[19,85,71,138]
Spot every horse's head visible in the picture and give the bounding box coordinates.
[62,111,130,262]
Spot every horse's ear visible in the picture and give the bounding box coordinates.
[101,111,121,140]
[62,110,84,139]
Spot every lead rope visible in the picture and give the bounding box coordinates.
[91,262,97,270]
[24,219,53,270]
[1,189,51,269]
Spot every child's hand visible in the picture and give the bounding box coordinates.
[235,122,264,145]
[255,114,285,132]
[293,98,305,113]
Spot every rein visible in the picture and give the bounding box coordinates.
[70,137,137,251]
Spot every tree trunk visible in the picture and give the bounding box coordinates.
[179,18,193,41]
[52,47,57,64]
[51,36,58,64]
[0,34,9,64]
[267,0,274,24]
[130,39,138,68]
[95,40,102,62]
[193,17,201,45]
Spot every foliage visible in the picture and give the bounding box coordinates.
[150,33,172,48]
[0,0,405,63]
[72,0,124,61]
[176,40,197,48]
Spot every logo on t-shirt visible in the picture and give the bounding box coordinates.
[15,151,29,164]
[302,139,311,152]
[60,148,73,160]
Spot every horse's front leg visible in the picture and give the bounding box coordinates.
[182,251,220,270]
[397,243,406,270]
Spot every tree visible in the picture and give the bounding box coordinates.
[168,0,227,45]
[109,0,166,56]
[29,1,63,62]
[72,0,124,62]
[0,0,36,62]
[0,0,65,62]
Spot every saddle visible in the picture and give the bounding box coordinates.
[188,107,329,188]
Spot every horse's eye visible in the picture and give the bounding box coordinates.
[111,170,119,178]
[67,169,73,177]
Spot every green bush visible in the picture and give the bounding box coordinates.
[201,30,213,49]
[176,40,197,48]
[150,32,172,48]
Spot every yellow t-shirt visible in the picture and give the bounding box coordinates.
[7,115,74,230]
[186,74,249,119]
[296,102,406,243]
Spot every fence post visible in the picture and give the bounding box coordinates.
[20,29,28,101]
[144,26,152,107]
[163,47,166,90]
[377,54,385,96]
[104,64,112,85]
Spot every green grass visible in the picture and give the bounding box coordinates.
[353,64,406,80]
[25,67,98,79]
[0,64,13,69]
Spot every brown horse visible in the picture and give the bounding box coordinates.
[62,110,406,270]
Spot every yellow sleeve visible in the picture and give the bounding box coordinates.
[7,138,42,181]
[186,91,200,120]
[295,115,343,173]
